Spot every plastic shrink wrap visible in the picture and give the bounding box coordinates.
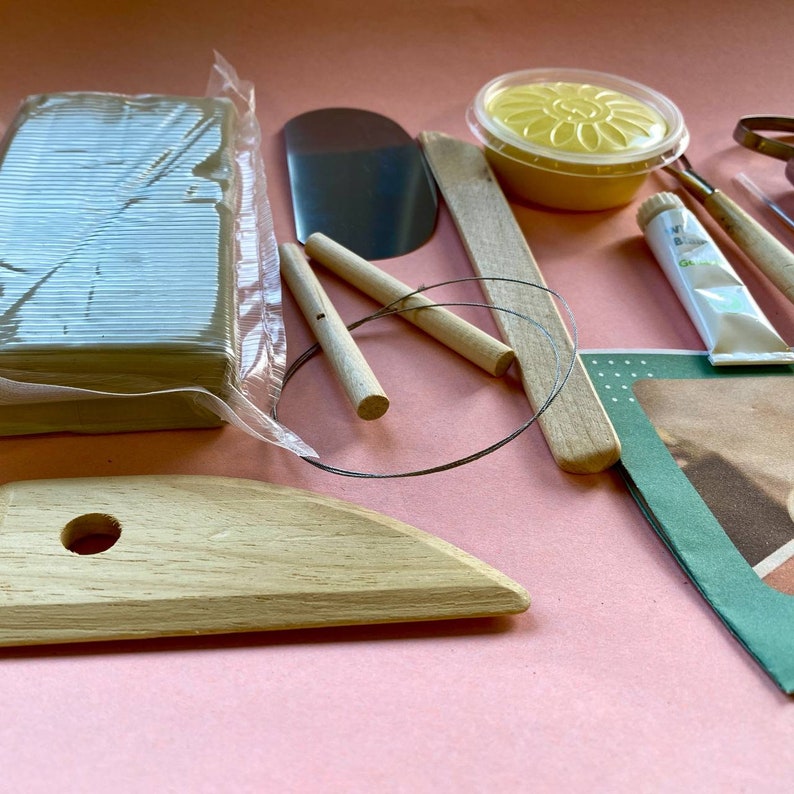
[0,55,313,456]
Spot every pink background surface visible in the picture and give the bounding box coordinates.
[2,1,794,790]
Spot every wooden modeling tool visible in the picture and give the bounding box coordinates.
[664,154,794,305]
[303,233,515,377]
[0,475,529,646]
[279,242,389,420]
[419,132,621,475]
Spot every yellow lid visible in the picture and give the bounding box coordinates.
[486,82,668,157]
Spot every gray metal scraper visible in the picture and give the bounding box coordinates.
[284,108,437,260]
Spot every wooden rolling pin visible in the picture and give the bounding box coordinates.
[279,242,389,420]
[419,131,621,475]
[304,232,515,377]
[0,475,530,646]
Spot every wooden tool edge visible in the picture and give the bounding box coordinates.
[0,475,529,645]
[418,131,621,474]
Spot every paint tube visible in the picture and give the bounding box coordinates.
[636,192,794,366]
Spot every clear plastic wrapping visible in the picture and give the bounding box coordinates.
[0,54,313,455]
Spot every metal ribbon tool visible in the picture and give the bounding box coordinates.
[733,115,794,183]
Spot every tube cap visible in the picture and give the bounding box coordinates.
[636,191,685,231]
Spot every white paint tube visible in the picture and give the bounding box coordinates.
[637,192,794,366]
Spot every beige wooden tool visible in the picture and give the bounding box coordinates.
[665,156,794,305]
[304,232,515,377]
[280,242,389,420]
[419,131,621,475]
[0,475,529,646]
[694,190,794,304]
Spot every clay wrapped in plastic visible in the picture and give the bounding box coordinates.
[0,55,313,456]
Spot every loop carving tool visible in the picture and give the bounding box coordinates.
[663,154,794,305]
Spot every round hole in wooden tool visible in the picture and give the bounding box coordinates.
[61,513,122,555]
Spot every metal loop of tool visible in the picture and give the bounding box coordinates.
[733,116,794,164]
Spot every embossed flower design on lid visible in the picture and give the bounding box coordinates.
[468,68,687,172]
[466,68,688,209]
[487,82,668,157]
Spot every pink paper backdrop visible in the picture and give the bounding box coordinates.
[2,1,793,791]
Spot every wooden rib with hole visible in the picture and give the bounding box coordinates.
[0,475,529,645]
[419,131,621,474]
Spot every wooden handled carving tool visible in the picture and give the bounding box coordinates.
[304,232,515,377]
[664,155,794,304]
[279,242,389,420]
[0,475,529,646]
[419,131,621,475]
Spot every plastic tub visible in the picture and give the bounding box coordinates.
[467,68,689,211]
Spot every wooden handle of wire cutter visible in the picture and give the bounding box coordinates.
[704,189,794,304]
[304,233,515,377]
[279,243,389,420]
[419,131,621,475]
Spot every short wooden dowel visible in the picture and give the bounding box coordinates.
[279,243,389,420]
[304,233,515,377]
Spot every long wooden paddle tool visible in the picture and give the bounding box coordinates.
[0,475,529,646]
[419,132,621,475]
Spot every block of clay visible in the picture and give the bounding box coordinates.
[0,92,239,433]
